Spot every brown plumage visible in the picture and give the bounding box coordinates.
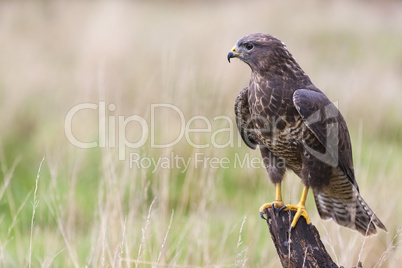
[228,33,386,236]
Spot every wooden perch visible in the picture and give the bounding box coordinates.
[263,207,338,268]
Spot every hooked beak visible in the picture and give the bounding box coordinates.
[227,46,238,63]
[227,45,248,63]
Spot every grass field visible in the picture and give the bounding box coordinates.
[0,1,402,267]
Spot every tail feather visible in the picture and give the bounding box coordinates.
[355,194,387,234]
[314,184,387,236]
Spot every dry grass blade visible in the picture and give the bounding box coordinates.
[135,196,157,268]
[235,216,248,268]
[374,227,402,268]
[28,157,45,268]
[156,209,175,267]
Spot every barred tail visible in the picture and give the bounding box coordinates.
[314,177,387,236]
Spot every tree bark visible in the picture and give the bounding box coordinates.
[263,207,338,268]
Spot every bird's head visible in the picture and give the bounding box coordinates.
[227,33,296,74]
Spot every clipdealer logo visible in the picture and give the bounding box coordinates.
[128,152,286,174]
[64,102,238,161]
[64,101,340,170]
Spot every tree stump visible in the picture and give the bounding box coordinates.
[263,207,338,268]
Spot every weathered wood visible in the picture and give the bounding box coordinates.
[263,207,338,268]
[341,261,363,268]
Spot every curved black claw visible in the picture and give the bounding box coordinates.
[273,206,281,216]
[278,205,287,214]
[260,211,266,220]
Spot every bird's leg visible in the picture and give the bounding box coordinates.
[279,186,312,229]
[259,183,285,219]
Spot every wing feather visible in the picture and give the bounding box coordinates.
[235,87,258,149]
[293,88,358,190]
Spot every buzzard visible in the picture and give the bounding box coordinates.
[227,33,386,236]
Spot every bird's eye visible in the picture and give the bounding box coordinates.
[245,43,254,50]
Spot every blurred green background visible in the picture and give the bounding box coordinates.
[0,0,401,267]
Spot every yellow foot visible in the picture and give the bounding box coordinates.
[280,203,312,228]
[259,200,285,219]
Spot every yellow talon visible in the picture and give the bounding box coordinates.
[259,183,284,218]
[283,203,311,227]
[281,186,312,227]
[260,184,312,228]
[259,200,285,213]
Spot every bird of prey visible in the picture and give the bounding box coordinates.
[227,33,386,236]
